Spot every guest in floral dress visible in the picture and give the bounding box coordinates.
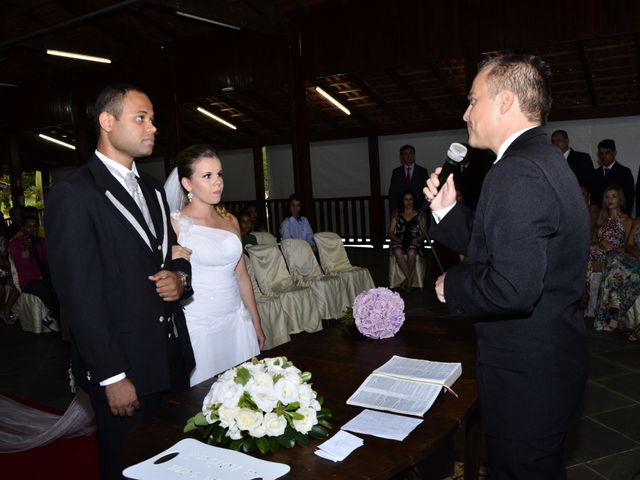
[586,185,632,324]
[594,219,640,340]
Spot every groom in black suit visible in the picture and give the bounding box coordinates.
[45,84,195,479]
[425,55,590,479]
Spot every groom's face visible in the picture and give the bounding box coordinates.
[109,91,157,159]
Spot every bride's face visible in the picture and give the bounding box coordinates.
[182,156,224,205]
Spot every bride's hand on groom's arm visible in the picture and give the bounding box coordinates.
[148,270,183,301]
[172,245,192,261]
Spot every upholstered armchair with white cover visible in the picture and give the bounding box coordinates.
[9,257,51,334]
[280,239,349,320]
[251,231,278,246]
[313,232,375,303]
[247,244,322,334]
[243,253,290,350]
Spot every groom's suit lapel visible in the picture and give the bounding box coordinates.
[88,155,159,254]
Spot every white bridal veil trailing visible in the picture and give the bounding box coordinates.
[164,166,186,212]
[0,389,95,453]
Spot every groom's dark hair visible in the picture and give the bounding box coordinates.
[93,83,147,135]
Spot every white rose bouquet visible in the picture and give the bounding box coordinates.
[184,357,332,454]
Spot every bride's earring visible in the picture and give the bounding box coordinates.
[187,192,193,202]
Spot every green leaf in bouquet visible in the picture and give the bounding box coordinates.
[275,401,285,416]
[238,391,257,410]
[229,439,244,451]
[272,373,283,384]
[268,436,281,453]
[316,395,324,406]
[234,366,251,385]
[183,419,197,433]
[300,371,312,383]
[288,411,304,420]
[276,433,296,449]
[284,401,300,411]
[318,407,332,419]
[318,419,333,429]
[294,431,309,447]
[213,424,226,444]
[193,411,209,427]
[309,424,329,439]
[255,437,269,454]
[243,437,257,453]
[284,414,295,429]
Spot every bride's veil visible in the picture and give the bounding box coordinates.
[164,166,186,212]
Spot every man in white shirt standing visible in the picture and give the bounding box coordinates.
[424,55,590,479]
[45,84,195,479]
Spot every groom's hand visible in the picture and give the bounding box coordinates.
[105,378,139,417]
[149,270,183,301]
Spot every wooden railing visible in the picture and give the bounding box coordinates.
[223,196,390,246]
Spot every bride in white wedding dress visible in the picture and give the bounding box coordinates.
[165,144,265,387]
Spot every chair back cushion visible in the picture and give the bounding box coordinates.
[313,232,352,274]
[280,239,323,282]
[247,245,293,294]
[251,231,278,246]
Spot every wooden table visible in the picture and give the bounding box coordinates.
[124,315,480,479]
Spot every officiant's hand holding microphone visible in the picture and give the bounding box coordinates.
[423,143,468,303]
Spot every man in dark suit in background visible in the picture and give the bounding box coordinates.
[425,55,589,479]
[590,138,634,215]
[45,84,195,479]
[388,144,429,213]
[550,129,594,192]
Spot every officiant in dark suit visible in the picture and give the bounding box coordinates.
[388,144,429,213]
[425,55,589,479]
[45,84,195,479]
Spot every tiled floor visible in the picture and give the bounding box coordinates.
[2,248,640,479]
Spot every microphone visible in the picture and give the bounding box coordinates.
[436,143,468,191]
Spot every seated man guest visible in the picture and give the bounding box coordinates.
[280,194,316,251]
[238,211,257,254]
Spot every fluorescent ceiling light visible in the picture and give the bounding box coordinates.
[197,107,237,130]
[176,11,240,30]
[46,49,111,64]
[39,134,76,150]
[315,86,351,115]
[0,82,18,87]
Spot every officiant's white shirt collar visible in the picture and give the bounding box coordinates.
[495,125,538,163]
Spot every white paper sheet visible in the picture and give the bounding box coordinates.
[314,430,364,462]
[122,438,290,480]
[341,409,423,441]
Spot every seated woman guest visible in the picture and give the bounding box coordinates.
[280,193,316,251]
[594,218,640,340]
[238,211,257,253]
[8,214,58,323]
[586,185,632,323]
[388,190,427,291]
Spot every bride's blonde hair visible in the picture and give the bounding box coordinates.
[175,144,230,219]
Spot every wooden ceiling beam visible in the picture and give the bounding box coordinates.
[427,62,467,110]
[146,0,288,39]
[385,68,437,120]
[348,73,404,123]
[245,89,290,121]
[576,41,597,107]
[220,94,286,135]
[313,77,369,126]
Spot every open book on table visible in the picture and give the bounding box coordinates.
[346,355,462,417]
